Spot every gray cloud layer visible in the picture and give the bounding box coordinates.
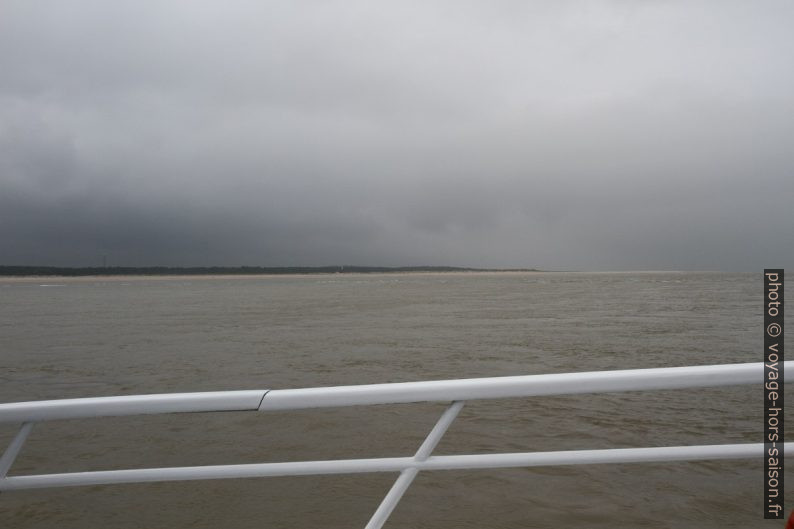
[1,1,792,270]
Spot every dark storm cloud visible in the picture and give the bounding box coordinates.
[1,0,792,270]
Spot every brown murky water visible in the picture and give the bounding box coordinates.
[0,272,785,528]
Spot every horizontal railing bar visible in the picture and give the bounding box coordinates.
[421,442,780,470]
[258,362,789,410]
[1,362,789,423]
[0,457,413,490]
[1,443,785,491]
[0,391,268,424]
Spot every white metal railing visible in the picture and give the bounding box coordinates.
[0,361,789,528]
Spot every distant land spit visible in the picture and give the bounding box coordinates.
[0,266,541,277]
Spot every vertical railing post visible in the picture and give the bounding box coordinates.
[364,401,465,529]
[0,422,34,479]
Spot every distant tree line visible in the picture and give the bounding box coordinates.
[0,265,540,277]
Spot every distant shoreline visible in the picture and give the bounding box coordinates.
[0,265,542,278]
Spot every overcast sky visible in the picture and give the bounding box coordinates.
[1,1,792,270]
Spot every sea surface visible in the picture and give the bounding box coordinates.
[0,271,786,528]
